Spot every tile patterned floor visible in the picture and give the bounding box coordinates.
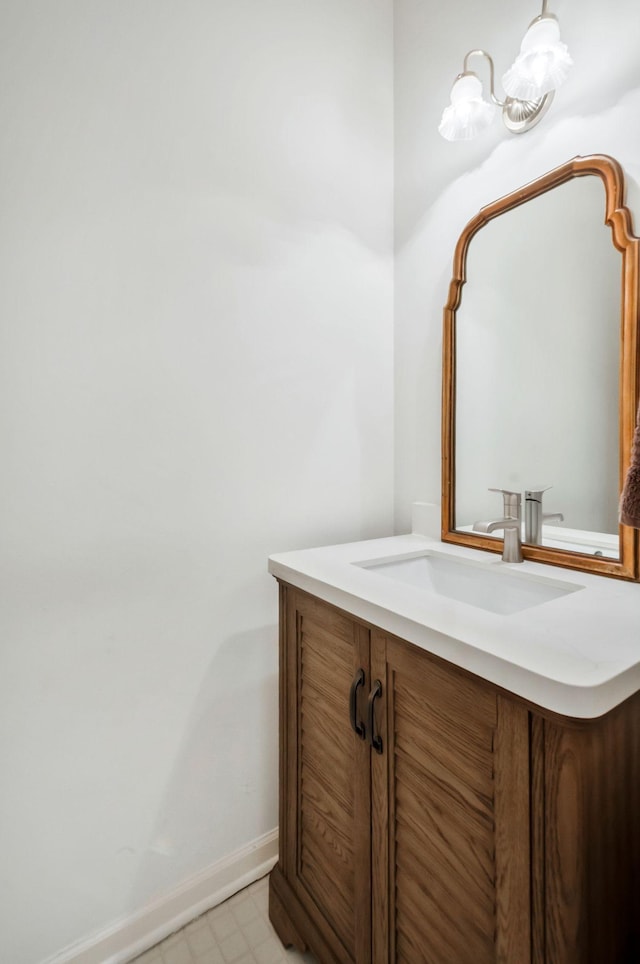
[131,875,316,964]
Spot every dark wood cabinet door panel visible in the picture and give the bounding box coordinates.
[280,588,371,963]
[537,700,640,963]
[372,634,500,964]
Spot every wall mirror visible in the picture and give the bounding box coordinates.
[442,155,640,580]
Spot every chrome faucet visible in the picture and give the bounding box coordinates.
[525,486,564,545]
[473,488,524,563]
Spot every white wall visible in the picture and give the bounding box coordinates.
[394,0,640,532]
[0,3,394,962]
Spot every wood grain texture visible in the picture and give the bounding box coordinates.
[269,863,309,954]
[494,697,531,963]
[370,630,390,964]
[376,634,499,964]
[271,587,640,964]
[541,691,640,962]
[297,595,368,957]
[272,586,371,964]
[530,714,546,964]
[441,153,640,581]
[543,722,587,959]
[278,584,288,871]
[270,862,343,962]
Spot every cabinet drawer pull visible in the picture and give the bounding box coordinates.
[367,680,383,754]
[349,668,366,739]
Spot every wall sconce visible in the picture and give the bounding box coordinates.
[439,1,572,141]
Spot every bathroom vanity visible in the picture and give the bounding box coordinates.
[267,535,640,963]
[268,155,640,963]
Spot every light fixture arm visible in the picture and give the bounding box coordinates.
[461,50,505,106]
[529,1,559,29]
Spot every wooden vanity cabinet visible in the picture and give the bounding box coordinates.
[269,584,640,963]
[270,586,373,963]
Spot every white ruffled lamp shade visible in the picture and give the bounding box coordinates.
[502,16,573,101]
[439,73,497,141]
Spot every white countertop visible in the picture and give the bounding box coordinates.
[268,533,640,719]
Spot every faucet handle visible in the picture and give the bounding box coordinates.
[525,485,552,501]
[488,487,521,519]
[524,485,564,543]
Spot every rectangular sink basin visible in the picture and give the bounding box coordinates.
[356,551,583,615]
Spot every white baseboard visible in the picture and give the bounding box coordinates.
[42,828,279,964]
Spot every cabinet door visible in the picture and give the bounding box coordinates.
[370,632,531,964]
[533,705,640,963]
[280,588,372,963]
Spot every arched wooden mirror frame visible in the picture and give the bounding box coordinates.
[442,154,640,580]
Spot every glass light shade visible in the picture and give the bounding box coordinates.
[502,16,573,101]
[439,73,497,141]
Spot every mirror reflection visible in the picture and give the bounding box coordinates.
[454,176,621,560]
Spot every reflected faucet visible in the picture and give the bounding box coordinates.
[473,488,524,563]
[525,486,564,545]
